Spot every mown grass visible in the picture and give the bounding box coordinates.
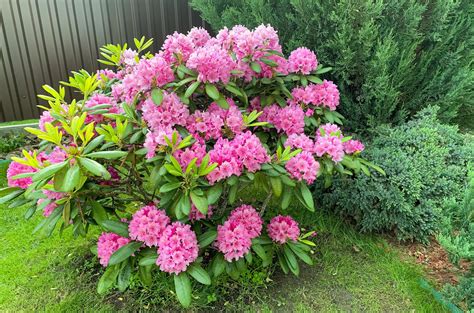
[0,162,446,312]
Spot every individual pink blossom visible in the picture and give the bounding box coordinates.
[186,110,224,140]
[142,92,189,132]
[267,215,300,244]
[7,161,36,189]
[187,27,211,47]
[216,219,252,261]
[160,32,194,64]
[97,69,117,81]
[208,100,244,135]
[288,47,318,75]
[317,123,341,138]
[187,44,235,84]
[343,139,365,154]
[285,134,315,153]
[314,126,345,162]
[44,147,67,164]
[189,204,213,222]
[97,232,131,267]
[285,151,320,184]
[128,205,170,247]
[228,205,263,238]
[156,222,199,274]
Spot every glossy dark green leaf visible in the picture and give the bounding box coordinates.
[187,263,211,285]
[108,241,142,265]
[174,272,192,308]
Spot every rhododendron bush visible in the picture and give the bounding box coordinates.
[0,25,383,307]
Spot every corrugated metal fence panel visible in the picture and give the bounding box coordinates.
[0,0,206,122]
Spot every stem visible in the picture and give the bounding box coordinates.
[260,190,273,216]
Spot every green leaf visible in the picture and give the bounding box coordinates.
[190,191,208,214]
[139,264,153,286]
[174,272,192,308]
[277,252,289,274]
[32,161,67,182]
[62,164,81,192]
[269,177,282,197]
[207,183,223,205]
[184,81,200,98]
[108,241,142,265]
[224,84,243,97]
[151,88,164,106]
[283,245,300,276]
[205,84,220,100]
[187,263,211,285]
[252,244,268,262]
[316,66,332,74]
[0,189,24,204]
[250,61,261,73]
[198,230,217,248]
[160,182,182,193]
[102,220,129,237]
[260,58,278,67]
[85,151,128,159]
[78,158,111,179]
[307,75,323,84]
[288,242,313,265]
[216,97,229,109]
[83,135,105,154]
[117,261,132,292]
[97,265,119,294]
[91,201,107,224]
[300,183,314,211]
[139,254,158,266]
[211,254,226,277]
[0,186,21,197]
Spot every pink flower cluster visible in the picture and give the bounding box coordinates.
[260,104,305,135]
[97,232,131,266]
[267,215,300,244]
[285,134,315,153]
[343,139,365,154]
[7,148,67,189]
[288,47,318,75]
[156,222,199,274]
[173,141,207,169]
[314,124,344,162]
[187,27,211,48]
[128,205,171,247]
[161,32,194,64]
[285,151,320,184]
[186,44,234,84]
[290,81,340,111]
[142,92,189,133]
[208,131,270,184]
[216,205,262,261]
[114,55,174,103]
[144,129,181,159]
[120,49,138,66]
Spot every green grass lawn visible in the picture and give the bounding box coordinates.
[0,162,447,312]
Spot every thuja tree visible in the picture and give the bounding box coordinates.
[0,26,383,307]
[191,0,474,131]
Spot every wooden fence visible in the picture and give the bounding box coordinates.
[0,0,206,122]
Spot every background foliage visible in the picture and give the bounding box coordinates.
[315,107,473,242]
[191,0,474,132]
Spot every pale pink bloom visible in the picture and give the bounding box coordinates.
[161,32,194,64]
[187,27,211,47]
[343,139,365,154]
[288,47,318,75]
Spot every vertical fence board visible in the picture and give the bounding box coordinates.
[0,0,207,122]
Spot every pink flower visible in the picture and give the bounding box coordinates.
[285,151,320,184]
[208,131,270,184]
[186,110,224,140]
[142,92,189,133]
[120,49,138,66]
[97,69,117,81]
[228,205,263,238]
[173,141,207,170]
[288,47,318,75]
[129,205,170,247]
[144,128,181,159]
[343,139,365,154]
[84,94,122,124]
[189,204,213,222]
[260,104,305,135]
[290,81,340,111]
[7,161,36,189]
[39,111,54,131]
[285,134,315,153]
[97,232,131,267]
[208,100,244,135]
[161,32,194,64]
[216,219,252,261]
[267,215,300,244]
[156,222,199,274]
[187,27,211,48]
[187,44,235,84]
[314,125,345,162]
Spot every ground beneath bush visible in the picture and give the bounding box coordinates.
[0,163,451,312]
